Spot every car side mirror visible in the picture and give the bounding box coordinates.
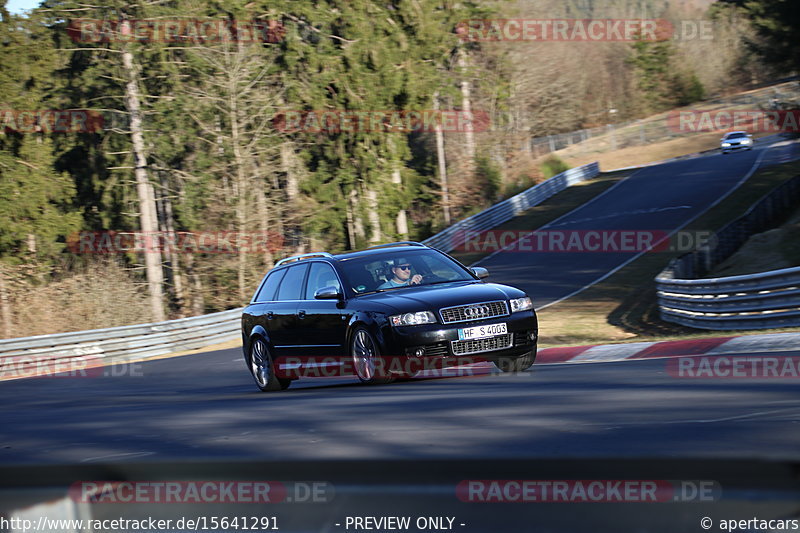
[314,286,342,300]
[470,267,489,279]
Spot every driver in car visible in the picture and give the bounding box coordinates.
[377,258,423,289]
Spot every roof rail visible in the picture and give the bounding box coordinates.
[367,241,428,250]
[274,252,334,268]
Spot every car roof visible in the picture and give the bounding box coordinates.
[724,131,749,136]
[274,242,435,267]
[333,243,434,262]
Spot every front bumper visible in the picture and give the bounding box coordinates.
[381,310,537,367]
[721,143,752,152]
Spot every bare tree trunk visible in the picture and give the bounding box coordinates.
[280,143,305,254]
[281,143,298,202]
[348,188,366,249]
[433,92,451,226]
[185,253,205,315]
[365,186,382,244]
[0,266,13,338]
[156,171,186,318]
[387,136,408,237]
[458,51,476,175]
[121,37,165,322]
[256,184,275,269]
[393,168,409,237]
[229,88,249,303]
[345,190,357,250]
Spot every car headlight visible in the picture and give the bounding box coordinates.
[741,138,751,144]
[509,297,533,312]
[721,143,731,147]
[390,311,437,326]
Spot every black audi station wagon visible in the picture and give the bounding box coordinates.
[241,242,538,391]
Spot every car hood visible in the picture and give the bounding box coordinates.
[354,281,525,314]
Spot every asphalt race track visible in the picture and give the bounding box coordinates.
[1,346,799,464]
[475,143,777,308]
[1,142,798,466]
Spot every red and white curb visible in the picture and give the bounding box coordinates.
[416,332,800,377]
[537,332,800,365]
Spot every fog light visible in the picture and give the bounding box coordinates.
[530,332,537,341]
[414,348,425,357]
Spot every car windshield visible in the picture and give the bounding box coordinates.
[725,132,747,139]
[338,249,475,294]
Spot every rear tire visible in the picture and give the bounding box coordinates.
[496,350,536,373]
[249,338,291,391]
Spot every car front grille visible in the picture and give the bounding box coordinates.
[439,300,509,324]
[451,334,513,356]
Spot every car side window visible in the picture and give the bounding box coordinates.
[254,268,287,302]
[275,264,309,301]
[304,262,340,300]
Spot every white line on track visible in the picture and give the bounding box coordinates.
[80,451,155,462]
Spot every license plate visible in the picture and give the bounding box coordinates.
[458,323,507,340]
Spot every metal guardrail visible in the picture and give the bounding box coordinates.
[423,162,600,253]
[656,173,800,330]
[656,267,800,330]
[0,308,242,378]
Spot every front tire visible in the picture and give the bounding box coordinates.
[249,337,291,391]
[351,328,394,385]
[496,350,536,373]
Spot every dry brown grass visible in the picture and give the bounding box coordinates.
[560,132,724,170]
[547,80,800,171]
[8,260,153,338]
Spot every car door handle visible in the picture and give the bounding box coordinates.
[297,310,306,319]
[266,311,274,320]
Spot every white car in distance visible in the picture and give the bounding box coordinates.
[720,131,754,154]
